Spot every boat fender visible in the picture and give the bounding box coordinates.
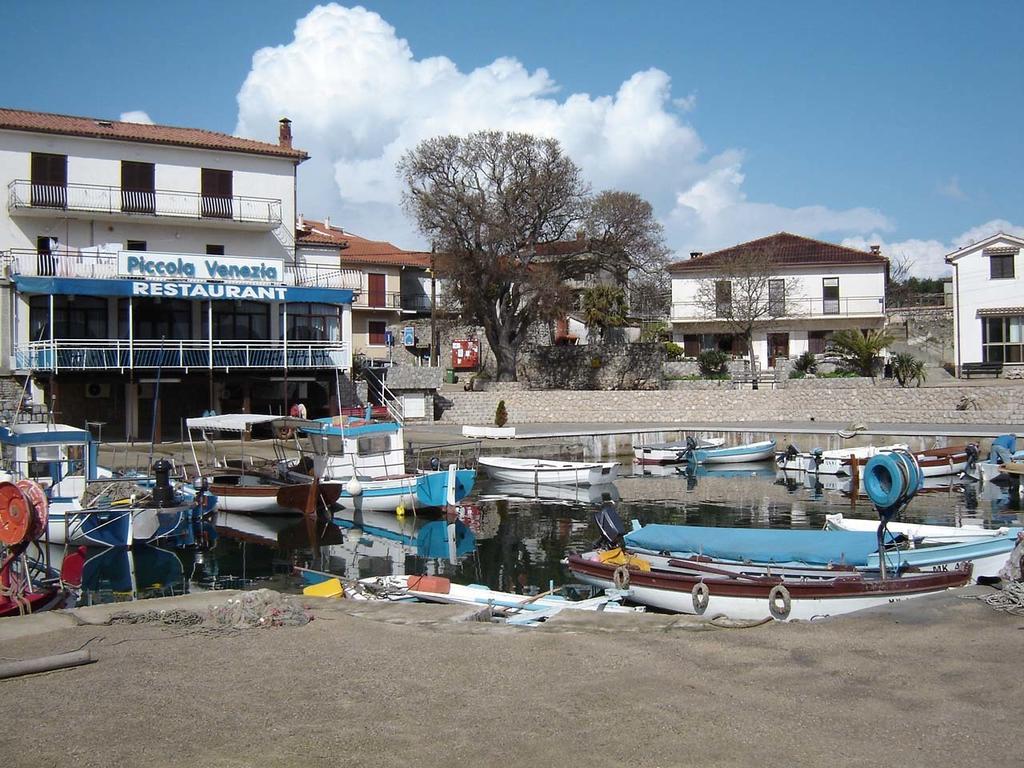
[691,582,710,614]
[768,585,791,621]
[612,565,630,590]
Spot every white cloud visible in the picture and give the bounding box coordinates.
[232,3,997,270]
[936,176,967,201]
[119,110,153,124]
[842,219,1024,278]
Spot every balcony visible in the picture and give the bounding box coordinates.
[351,290,405,311]
[671,295,885,323]
[8,180,282,229]
[1,248,364,290]
[14,339,348,373]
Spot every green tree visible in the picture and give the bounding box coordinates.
[827,329,894,377]
[581,285,628,342]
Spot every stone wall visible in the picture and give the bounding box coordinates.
[438,383,1024,426]
[885,306,954,366]
[521,343,663,390]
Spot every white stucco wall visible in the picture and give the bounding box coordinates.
[947,233,1024,368]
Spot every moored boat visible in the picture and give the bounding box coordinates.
[824,512,1004,544]
[478,456,619,485]
[633,437,725,464]
[686,439,777,465]
[776,443,909,475]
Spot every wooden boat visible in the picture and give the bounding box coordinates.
[478,456,619,485]
[566,550,972,621]
[776,443,909,475]
[633,437,725,464]
[687,439,776,465]
[824,512,1004,544]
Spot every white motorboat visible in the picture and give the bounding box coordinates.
[633,437,725,464]
[478,456,619,485]
[776,443,909,475]
[823,512,1006,544]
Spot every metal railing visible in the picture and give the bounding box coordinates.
[14,338,348,372]
[8,180,282,227]
[351,290,404,310]
[2,248,362,291]
[400,294,432,312]
[671,295,886,321]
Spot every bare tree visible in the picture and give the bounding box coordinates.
[885,250,914,307]
[693,249,803,373]
[399,131,667,380]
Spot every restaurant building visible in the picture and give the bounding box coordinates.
[0,108,354,439]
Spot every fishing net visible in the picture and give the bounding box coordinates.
[106,589,312,631]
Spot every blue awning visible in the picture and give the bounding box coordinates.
[12,276,353,305]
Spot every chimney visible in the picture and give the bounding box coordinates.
[869,244,881,255]
[323,215,331,230]
[297,213,305,229]
[278,118,293,149]
[690,251,703,259]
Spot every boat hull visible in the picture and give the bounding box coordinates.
[691,441,776,465]
[479,457,619,485]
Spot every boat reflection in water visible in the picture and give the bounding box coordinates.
[49,544,188,606]
[481,481,620,504]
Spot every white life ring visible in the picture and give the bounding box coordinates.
[768,584,792,620]
[691,581,710,614]
[612,565,630,590]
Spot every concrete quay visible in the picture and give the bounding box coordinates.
[0,586,1020,767]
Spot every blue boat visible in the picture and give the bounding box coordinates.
[687,439,777,465]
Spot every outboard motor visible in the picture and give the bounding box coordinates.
[785,444,801,459]
[593,501,626,548]
[964,443,980,472]
[811,447,825,470]
[152,459,174,508]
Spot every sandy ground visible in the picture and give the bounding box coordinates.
[0,587,1020,768]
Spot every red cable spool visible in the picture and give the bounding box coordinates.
[16,479,49,539]
[0,481,33,546]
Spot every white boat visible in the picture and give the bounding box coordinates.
[776,443,909,475]
[478,456,619,485]
[353,574,644,625]
[633,437,725,464]
[687,440,776,465]
[481,481,620,504]
[823,512,1006,544]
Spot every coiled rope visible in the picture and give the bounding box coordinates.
[975,582,1024,616]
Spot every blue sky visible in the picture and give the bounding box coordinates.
[4,1,1022,275]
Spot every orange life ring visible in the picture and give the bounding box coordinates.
[0,482,32,546]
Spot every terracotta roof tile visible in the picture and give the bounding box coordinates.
[296,218,431,268]
[668,232,886,272]
[0,107,307,161]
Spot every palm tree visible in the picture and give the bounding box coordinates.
[827,329,894,377]
[892,353,927,387]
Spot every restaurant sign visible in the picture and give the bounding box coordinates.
[117,251,283,283]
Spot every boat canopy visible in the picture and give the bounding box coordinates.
[0,423,90,445]
[625,524,893,566]
[185,414,313,432]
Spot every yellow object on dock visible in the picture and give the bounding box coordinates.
[596,547,652,572]
[303,578,344,598]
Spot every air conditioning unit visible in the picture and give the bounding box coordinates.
[85,382,111,399]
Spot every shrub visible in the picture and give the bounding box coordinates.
[663,341,685,361]
[697,349,729,378]
[892,353,927,388]
[819,370,858,378]
[494,400,508,427]
[793,351,818,375]
[827,329,894,377]
[788,370,807,380]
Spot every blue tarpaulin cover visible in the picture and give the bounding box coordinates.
[624,524,889,566]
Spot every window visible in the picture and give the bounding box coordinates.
[768,279,786,316]
[201,168,233,219]
[990,255,1015,280]
[31,296,107,339]
[285,303,340,341]
[822,278,840,315]
[30,152,67,208]
[204,300,269,340]
[982,316,1024,363]
[119,298,192,340]
[206,244,225,256]
[714,281,732,318]
[368,320,387,346]
[126,240,147,251]
[36,236,57,277]
[368,273,388,307]
[121,161,155,214]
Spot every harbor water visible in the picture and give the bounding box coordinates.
[55,463,1022,605]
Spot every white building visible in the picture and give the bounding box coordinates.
[669,233,888,370]
[0,108,355,439]
[945,231,1024,373]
